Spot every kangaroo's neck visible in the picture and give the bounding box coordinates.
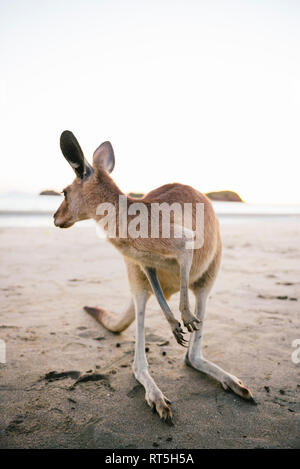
[84,170,125,218]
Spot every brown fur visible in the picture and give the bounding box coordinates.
[54,168,221,296]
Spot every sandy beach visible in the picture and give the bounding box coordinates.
[0,218,299,449]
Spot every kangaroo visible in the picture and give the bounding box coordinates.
[54,130,254,424]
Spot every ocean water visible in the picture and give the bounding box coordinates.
[0,192,300,227]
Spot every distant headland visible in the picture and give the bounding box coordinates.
[39,190,61,196]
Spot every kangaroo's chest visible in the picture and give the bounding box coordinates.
[108,238,179,273]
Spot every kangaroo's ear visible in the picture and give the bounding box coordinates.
[93,141,115,173]
[60,130,94,180]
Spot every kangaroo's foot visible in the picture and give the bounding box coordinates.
[134,368,173,425]
[220,373,255,402]
[185,353,255,403]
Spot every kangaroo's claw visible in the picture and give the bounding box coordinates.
[172,322,188,347]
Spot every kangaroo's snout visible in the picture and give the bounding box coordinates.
[53,206,74,229]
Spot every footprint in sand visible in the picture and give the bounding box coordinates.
[258,294,298,301]
[63,342,87,352]
[77,330,98,339]
[276,282,295,286]
[43,370,80,381]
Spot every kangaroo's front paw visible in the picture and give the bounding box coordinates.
[181,311,201,332]
[172,322,188,347]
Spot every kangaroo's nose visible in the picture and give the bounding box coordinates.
[53,211,60,226]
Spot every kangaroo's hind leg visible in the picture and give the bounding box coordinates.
[128,262,173,423]
[132,288,173,423]
[186,251,255,402]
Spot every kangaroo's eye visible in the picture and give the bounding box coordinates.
[62,190,67,198]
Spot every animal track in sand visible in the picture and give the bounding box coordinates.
[41,369,113,391]
[145,333,165,343]
[258,294,298,301]
[63,342,88,352]
[77,329,99,338]
[276,282,295,286]
[70,372,112,390]
[44,370,81,381]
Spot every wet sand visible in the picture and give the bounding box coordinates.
[0,219,299,448]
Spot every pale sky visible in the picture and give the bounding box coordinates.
[1,0,300,203]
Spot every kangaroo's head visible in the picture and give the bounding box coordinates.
[54,130,115,228]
